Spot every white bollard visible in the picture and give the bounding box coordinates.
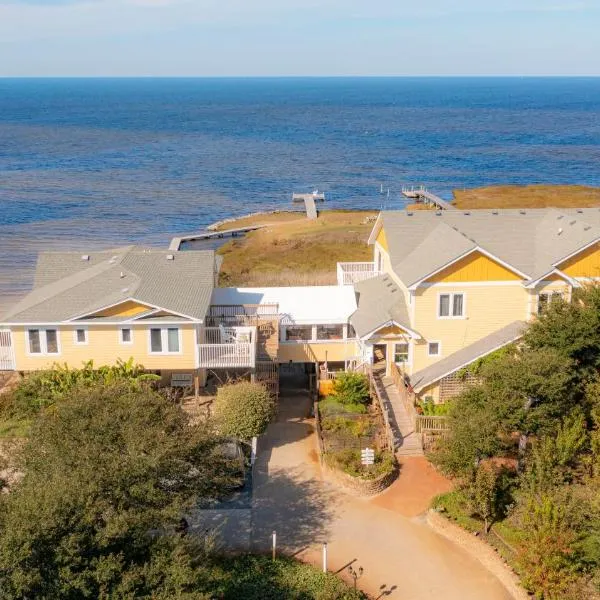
[322,543,328,573]
[272,530,277,561]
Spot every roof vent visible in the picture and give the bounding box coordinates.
[81,254,90,261]
[435,211,442,216]
[557,215,564,220]
[166,254,175,261]
[558,227,563,235]
[120,271,125,279]
[492,210,499,215]
[406,212,413,216]
[121,287,129,293]
[569,220,576,226]
[463,211,471,215]
[584,225,591,231]
[577,209,583,214]
[519,210,526,215]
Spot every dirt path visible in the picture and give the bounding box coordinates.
[251,376,514,600]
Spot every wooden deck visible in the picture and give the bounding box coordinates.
[169,225,267,251]
[401,186,456,211]
[292,192,325,219]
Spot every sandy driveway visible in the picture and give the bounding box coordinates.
[251,376,513,600]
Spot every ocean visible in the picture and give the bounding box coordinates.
[1,77,600,311]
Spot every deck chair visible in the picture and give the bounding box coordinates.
[219,323,237,344]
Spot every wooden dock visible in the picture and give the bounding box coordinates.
[401,186,456,211]
[292,191,325,219]
[169,224,267,251]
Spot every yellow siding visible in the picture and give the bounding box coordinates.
[559,243,600,278]
[375,325,410,337]
[427,251,522,283]
[411,284,528,374]
[376,227,389,252]
[12,325,197,371]
[90,300,153,318]
[277,342,357,363]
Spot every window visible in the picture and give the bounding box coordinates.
[438,293,465,318]
[428,341,441,356]
[149,328,181,354]
[316,324,343,341]
[285,326,313,342]
[120,328,133,345]
[74,328,88,345]
[538,291,563,315]
[394,342,409,364]
[27,328,60,355]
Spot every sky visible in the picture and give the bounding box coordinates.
[0,0,599,77]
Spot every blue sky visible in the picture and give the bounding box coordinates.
[1,0,599,76]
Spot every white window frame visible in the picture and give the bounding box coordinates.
[437,292,466,319]
[26,327,61,356]
[427,340,442,357]
[119,327,134,345]
[393,341,411,366]
[537,290,563,315]
[73,327,88,346]
[147,327,182,355]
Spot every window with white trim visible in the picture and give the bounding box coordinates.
[428,341,441,356]
[394,342,409,364]
[120,328,133,345]
[149,327,180,354]
[438,293,465,318]
[27,328,60,355]
[74,328,88,345]
[537,291,563,315]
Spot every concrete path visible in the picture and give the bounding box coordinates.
[251,375,513,600]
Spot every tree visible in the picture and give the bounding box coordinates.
[214,381,275,441]
[467,463,504,534]
[331,373,370,406]
[0,381,238,599]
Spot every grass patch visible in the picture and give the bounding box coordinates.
[217,210,376,287]
[0,417,31,439]
[319,397,367,416]
[453,184,600,209]
[207,554,365,599]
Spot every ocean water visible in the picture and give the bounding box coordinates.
[1,77,600,310]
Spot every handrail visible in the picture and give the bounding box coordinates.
[390,363,418,426]
[415,415,450,433]
[368,367,396,452]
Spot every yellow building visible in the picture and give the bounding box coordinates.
[339,208,600,402]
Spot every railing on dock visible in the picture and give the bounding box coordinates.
[336,262,379,286]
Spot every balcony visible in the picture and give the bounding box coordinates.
[336,262,379,286]
[198,326,256,369]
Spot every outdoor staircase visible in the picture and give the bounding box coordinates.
[377,373,424,456]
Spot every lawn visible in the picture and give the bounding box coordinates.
[217,210,376,287]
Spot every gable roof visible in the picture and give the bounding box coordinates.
[409,320,525,393]
[350,274,420,339]
[2,247,218,323]
[376,209,600,288]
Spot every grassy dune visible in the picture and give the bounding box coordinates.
[217,210,376,287]
[453,184,600,209]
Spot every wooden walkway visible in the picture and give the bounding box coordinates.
[292,192,324,219]
[402,186,456,211]
[374,371,424,456]
[169,225,267,251]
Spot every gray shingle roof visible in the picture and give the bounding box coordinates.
[350,274,415,339]
[380,209,600,287]
[409,320,525,393]
[2,247,217,323]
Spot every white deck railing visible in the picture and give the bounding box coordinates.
[336,262,379,286]
[198,326,256,368]
[0,330,15,371]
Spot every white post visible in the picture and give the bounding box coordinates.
[251,436,257,466]
[322,543,328,573]
[272,531,277,561]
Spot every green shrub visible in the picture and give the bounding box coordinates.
[419,397,450,416]
[331,373,370,406]
[327,448,396,480]
[214,381,275,441]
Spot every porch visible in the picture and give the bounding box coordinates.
[197,326,257,368]
[336,262,379,286]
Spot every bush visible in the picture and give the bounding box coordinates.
[321,416,375,438]
[331,373,370,406]
[327,448,396,480]
[419,397,450,416]
[214,381,275,441]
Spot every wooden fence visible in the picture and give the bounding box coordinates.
[415,415,450,433]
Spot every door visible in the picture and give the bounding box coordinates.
[0,329,15,371]
[373,343,387,372]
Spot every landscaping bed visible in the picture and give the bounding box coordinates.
[316,373,397,495]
